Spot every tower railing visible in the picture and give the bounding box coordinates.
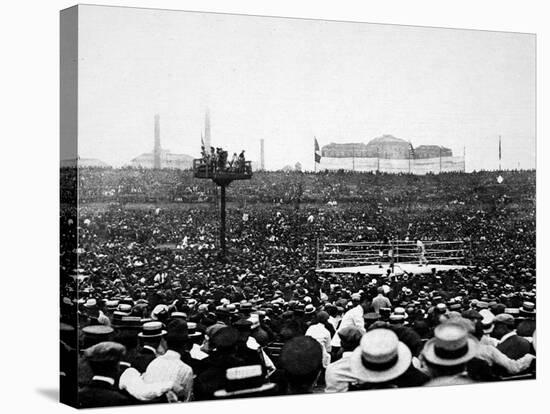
[193,159,252,181]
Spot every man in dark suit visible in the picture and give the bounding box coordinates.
[78,342,136,408]
[493,314,531,360]
[129,321,167,373]
[194,326,266,400]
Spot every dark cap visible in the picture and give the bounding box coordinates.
[461,309,483,321]
[338,326,363,345]
[280,336,323,377]
[494,313,515,326]
[83,341,125,362]
[233,319,253,331]
[212,327,239,349]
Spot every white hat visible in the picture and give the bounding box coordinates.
[151,304,169,320]
[117,303,132,314]
[186,321,202,337]
[304,304,316,314]
[247,314,260,329]
[390,307,408,322]
[138,321,167,338]
[479,309,495,333]
[349,329,412,383]
[423,322,478,366]
[213,365,276,398]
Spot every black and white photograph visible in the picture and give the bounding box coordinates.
[56,3,538,410]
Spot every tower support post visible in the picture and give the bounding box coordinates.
[219,184,227,258]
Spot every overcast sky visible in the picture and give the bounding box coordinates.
[74,5,535,171]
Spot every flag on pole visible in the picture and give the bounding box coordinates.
[314,137,321,164]
[499,136,502,161]
[201,132,205,148]
[408,142,415,159]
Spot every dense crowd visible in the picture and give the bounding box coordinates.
[61,167,535,206]
[60,168,536,407]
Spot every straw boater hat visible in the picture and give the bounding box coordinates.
[186,322,202,338]
[111,311,131,328]
[117,303,133,314]
[423,322,478,366]
[304,304,316,315]
[519,301,536,316]
[479,309,495,334]
[118,316,142,330]
[170,312,188,320]
[82,325,114,339]
[105,300,119,311]
[83,299,98,309]
[504,308,520,317]
[349,329,412,383]
[138,321,167,338]
[213,364,276,398]
[434,303,447,314]
[390,307,408,322]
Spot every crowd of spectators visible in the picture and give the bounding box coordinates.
[62,167,534,206]
[60,168,536,407]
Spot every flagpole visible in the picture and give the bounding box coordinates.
[408,142,411,174]
[498,135,502,171]
[314,137,317,173]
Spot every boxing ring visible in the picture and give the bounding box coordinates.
[315,240,470,276]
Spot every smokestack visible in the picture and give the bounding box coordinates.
[260,139,265,171]
[204,109,211,149]
[153,114,161,169]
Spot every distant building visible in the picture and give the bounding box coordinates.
[322,142,369,158]
[130,149,194,169]
[317,135,463,174]
[321,135,452,159]
[414,145,452,159]
[365,135,411,159]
